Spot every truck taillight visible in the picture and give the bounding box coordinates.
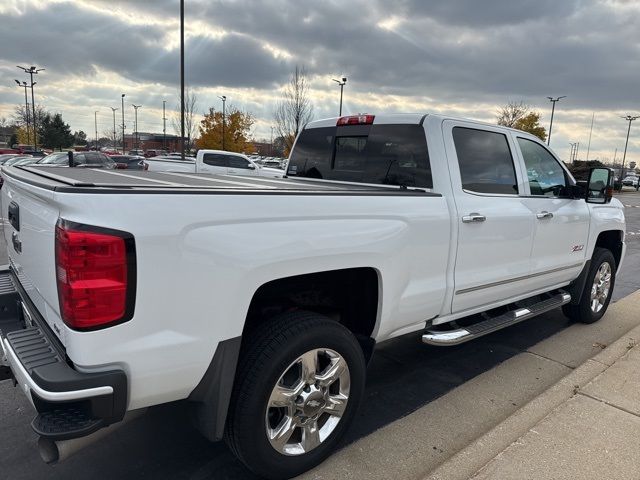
[336,115,375,126]
[55,220,136,330]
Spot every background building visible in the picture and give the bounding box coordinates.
[124,132,184,152]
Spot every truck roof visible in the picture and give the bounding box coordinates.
[1,165,436,197]
[305,113,537,138]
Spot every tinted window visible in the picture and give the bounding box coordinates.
[74,153,87,165]
[453,127,518,194]
[202,154,227,167]
[517,138,566,197]
[287,124,432,188]
[228,156,251,169]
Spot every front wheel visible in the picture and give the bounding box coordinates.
[563,247,616,324]
[225,311,366,479]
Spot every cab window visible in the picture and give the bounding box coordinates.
[517,138,567,197]
[452,127,518,195]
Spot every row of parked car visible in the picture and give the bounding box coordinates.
[248,155,288,170]
[0,152,148,170]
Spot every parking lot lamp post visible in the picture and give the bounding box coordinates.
[121,94,126,153]
[219,95,227,150]
[546,96,566,146]
[94,110,99,150]
[14,80,31,147]
[163,100,167,151]
[110,107,118,151]
[332,77,347,116]
[17,66,44,150]
[270,125,274,155]
[621,115,640,179]
[180,0,185,160]
[132,104,142,150]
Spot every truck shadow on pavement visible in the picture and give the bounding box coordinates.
[17,312,570,480]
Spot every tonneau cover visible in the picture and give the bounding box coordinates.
[1,166,433,196]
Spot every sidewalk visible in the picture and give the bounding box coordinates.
[428,321,640,480]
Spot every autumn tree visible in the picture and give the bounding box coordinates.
[274,66,314,155]
[196,106,254,153]
[497,101,547,142]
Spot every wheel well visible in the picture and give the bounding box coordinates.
[244,267,379,361]
[595,230,623,267]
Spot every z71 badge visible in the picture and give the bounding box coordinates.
[572,245,584,252]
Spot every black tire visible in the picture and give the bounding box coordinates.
[224,311,366,479]
[562,247,616,324]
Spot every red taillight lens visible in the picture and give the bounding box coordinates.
[55,221,135,330]
[336,114,375,126]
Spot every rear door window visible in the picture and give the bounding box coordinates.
[287,124,432,188]
[452,127,518,195]
[202,154,227,167]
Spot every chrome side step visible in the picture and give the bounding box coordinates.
[422,292,571,346]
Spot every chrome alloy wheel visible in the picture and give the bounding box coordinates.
[265,348,350,456]
[590,261,612,313]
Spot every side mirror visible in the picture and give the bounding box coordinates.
[586,167,614,204]
[247,163,256,170]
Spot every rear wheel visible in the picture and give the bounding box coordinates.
[225,311,366,479]
[563,247,616,324]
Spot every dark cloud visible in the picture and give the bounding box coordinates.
[0,2,290,89]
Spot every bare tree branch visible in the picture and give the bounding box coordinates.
[274,66,314,155]
[172,88,199,151]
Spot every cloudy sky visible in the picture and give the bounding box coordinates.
[1,0,639,163]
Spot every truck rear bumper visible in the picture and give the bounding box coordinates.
[0,269,127,440]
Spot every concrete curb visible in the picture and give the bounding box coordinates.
[425,321,640,480]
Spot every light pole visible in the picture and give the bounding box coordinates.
[546,95,566,146]
[121,94,125,153]
[132,104,142,150]
[569,142,577,163]
[180,0,185,160]
[332,77,347,116]
[162,100,167,151]
[270,125,274,155]
[110,107,118,151]
[17,65,44,150]
[94,110,99,151]
[621,115,639,179]
[219,95,227,150]
[14,80,31,147]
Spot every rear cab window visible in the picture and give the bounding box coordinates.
[287,123,432,188]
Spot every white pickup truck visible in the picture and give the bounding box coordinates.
[145,149,284,178]
[0,113,625,479]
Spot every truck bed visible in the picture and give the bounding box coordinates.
[2,166,435,196]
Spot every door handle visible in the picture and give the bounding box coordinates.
[462,213,486,223]
[536,211,554,220]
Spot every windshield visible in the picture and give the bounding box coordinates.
[38,152,70,164]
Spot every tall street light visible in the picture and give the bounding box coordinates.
[121,94,126,153]
[162,100,167,152]
[94,110,99,151]
[180,0,185,160]
[621,115,639,179]
[110,107,118,150]
[332,77,347,116]
[132,104,142,150]
[219,95,227,150]
[17,65,44,151]
[14,80,31,147]
[569,142,577,163]
[546,95,566,146]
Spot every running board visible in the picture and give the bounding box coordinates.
[422,292,571,346]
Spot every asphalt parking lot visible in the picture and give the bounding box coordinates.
[1,191,640,480]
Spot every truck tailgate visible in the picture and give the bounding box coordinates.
[1,171,66,346]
